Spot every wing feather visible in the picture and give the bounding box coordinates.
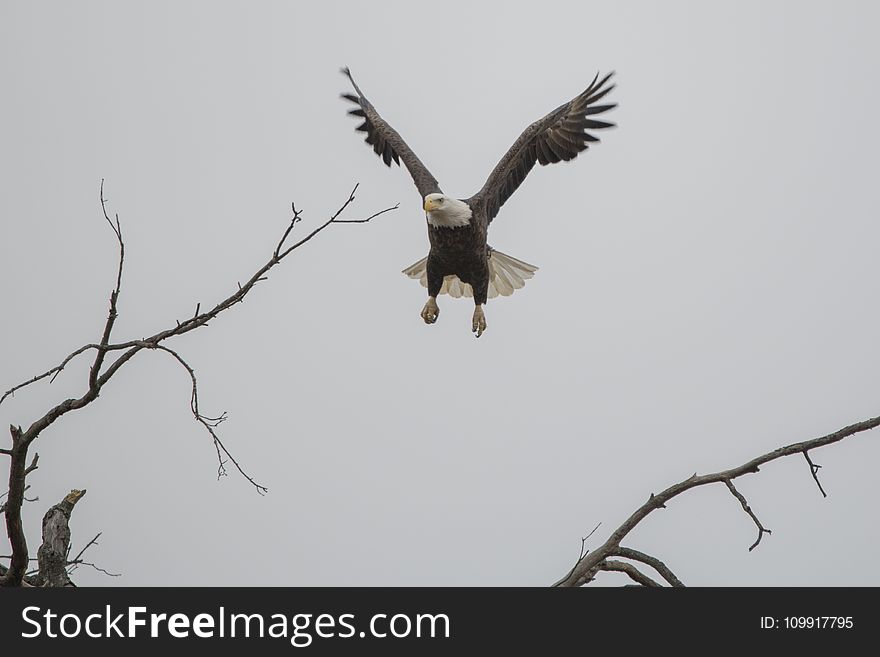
[549,130,586,153]
[544,135,574,161]
[581,103,616,116]
[536,139,556,165]
[341,67,441,199]
[469,72,616,222]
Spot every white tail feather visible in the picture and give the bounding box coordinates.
[401,249,538,299]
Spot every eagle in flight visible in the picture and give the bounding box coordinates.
[341,67,616,337]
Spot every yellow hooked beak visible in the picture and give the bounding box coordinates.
[424,197,440,212]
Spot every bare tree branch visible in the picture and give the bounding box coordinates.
[24,452,39,476]
[69,531,102,564]
[0,181,397,586]
[723,478,771,551]
[599,560,662,587]
[152,344,267,493]
[64,531,119,578]
[0,485,33,516]
[67,560,120,578]
[87,179,125,392]
[275,183,398,259]
[613,547,684,587]
[554,414,880,587]
[559,522,602,586]
[2,184,397,411]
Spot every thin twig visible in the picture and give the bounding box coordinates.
[1,344,101,408]
[24,453,39,476]
[67,560,121,577]
[70,532,102,564]
[723,478,771,551]
[152,345,267,494]
[334,203,400,223]
[803,451,827,498]
[0,485,33,515]
[66,529,118,578]
[560,522,602,585]
[274,203,304,259]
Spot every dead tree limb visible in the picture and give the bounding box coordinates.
[0,181,397,587]
[723,478,771,551]
[554,414,880,587]
[613,547,684,587]
[599,560,663,587]
[33,489,87,587]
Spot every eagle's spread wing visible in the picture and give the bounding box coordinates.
[470,72,616,222]
[341,67,442,199]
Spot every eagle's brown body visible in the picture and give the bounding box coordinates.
[426,202,490,304]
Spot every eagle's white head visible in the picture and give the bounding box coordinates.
[423,193,472,228]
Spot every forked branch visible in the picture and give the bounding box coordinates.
[555,414,880,586]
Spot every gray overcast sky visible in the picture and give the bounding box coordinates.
[2,1,879,586]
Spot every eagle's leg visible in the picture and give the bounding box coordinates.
[422,257,443,325]
[472,305,486,337]
[421,296,439,324]
[472,276,488,338]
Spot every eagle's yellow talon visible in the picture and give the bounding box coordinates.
[472,306,486,338]
[421,297,439,324]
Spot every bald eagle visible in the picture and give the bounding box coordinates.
[341,67,616,337]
